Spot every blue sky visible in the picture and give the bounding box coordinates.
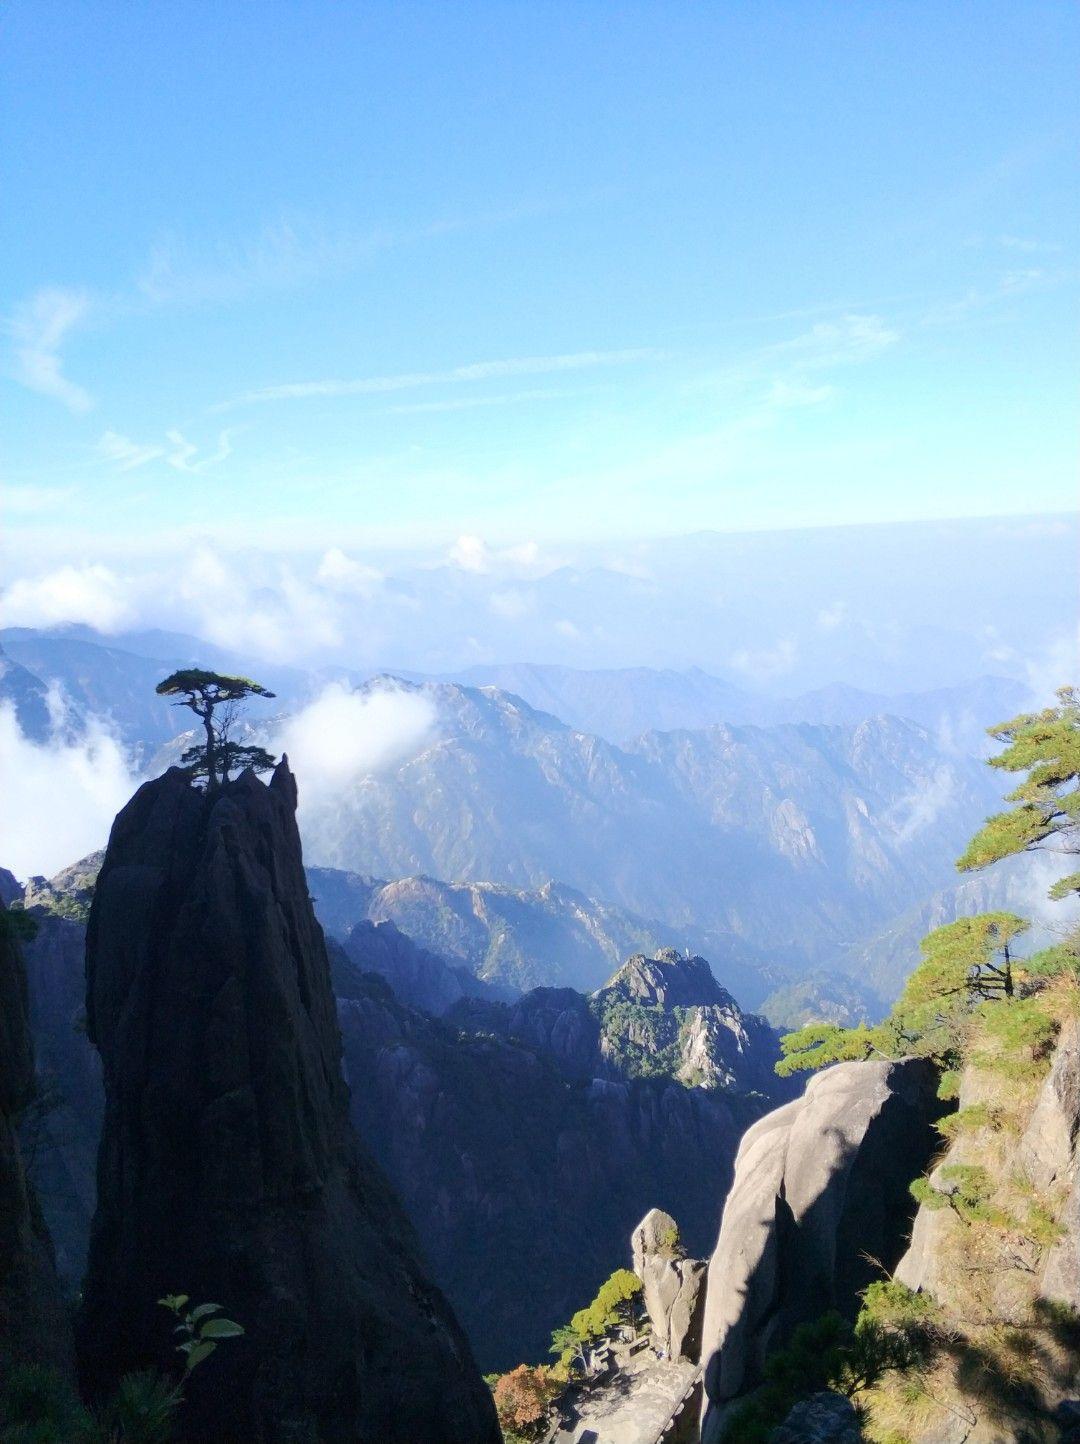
[2,1,1077,556]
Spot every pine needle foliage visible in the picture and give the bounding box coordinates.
[957,685,1080,898]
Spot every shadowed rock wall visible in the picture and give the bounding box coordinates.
[76,762,498,1444]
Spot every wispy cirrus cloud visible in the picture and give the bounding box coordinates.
[135,200,569,310]
[6,287,94,412]
[920,263,1076,328]
[97,428,233,473]
[765,312,899,371]
[219,348,663,409]
[135,218,395,308]
[97,430,166,470]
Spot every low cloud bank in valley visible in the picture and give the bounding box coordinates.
[275,681,438,813]
[0,699,139,879]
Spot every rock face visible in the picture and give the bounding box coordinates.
[18,908,102,1286]
[772,1391,862,1443]
[897,1017,1080,1322]
[343,915,510,1016]
[0,902,73,1378]
[20,875,783,1377]
[339,970,768,1370]
[700,1057,940,1443]
[451,949,787,1096]
[630,1208,706,1361]
[593,951,783,1094]
[77,763,498,1444]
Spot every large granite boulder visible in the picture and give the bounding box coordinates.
[700,1057,940,1442]
[0,901,74,1378]
[76,763,498,1443]
[631,1208,706,1361]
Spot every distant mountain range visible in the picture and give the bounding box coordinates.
[292,678,1002,977]
[309,867,777,1001]
[449,664,1033,748]
[1,623,1031,1004]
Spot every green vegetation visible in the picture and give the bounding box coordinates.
[157,1295,244,1376]
[720,1302,919,1444]
[0,1299,243,1443]
[957,686,1080,899]
[589,994,695,1079]
[549,1267,643,1375]
[155,669,276,788]
[776,913,1030,1077]
[485,1266,647,1442]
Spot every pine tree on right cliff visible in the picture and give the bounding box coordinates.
[958,684,1080,899]
[777,681,1079,1077]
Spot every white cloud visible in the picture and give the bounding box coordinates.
[387,387,572,415]
[173,545,344,661]
[165,428,233,473]
[0,564,135,631]
[6,287,93,412]
[0,483,73,515]
[816,601,847,631]
[489,588,535,620]
[889,764,958,844]
[316,547,383,595]
[1024,627,1080,707]
[729,636,798,681]
[223,348,662,408]
[448,535,491,573]
[274,681,437,811]
[768,379,835,408]
[0,699,138,878]
[445,535,554,579]
[771,313,899,371]
[98,430,165,470]
[97,427,233,474]
[998,235,1062,254]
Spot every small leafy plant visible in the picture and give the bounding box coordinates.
[158,1296,244,1376]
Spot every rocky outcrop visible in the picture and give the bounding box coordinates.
[343,915,510,1016]
[449,986,602,1082]
[0,902,74,1378]
[772,1391,862,1443]
[592,950,784,1095]
[339,971,767,1370]
[77,763,498,1443]
[631,1208,706,1361]
[700,1057,940,1442]
[21,850,103,919]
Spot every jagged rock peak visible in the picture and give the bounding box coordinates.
[77,765,498,1443]
[598,948,736,1009]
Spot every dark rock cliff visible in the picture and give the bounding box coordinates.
[76,763,498,1444]
[0,901,74,1378]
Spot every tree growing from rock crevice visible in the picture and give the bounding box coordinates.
[155,669,276,788]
